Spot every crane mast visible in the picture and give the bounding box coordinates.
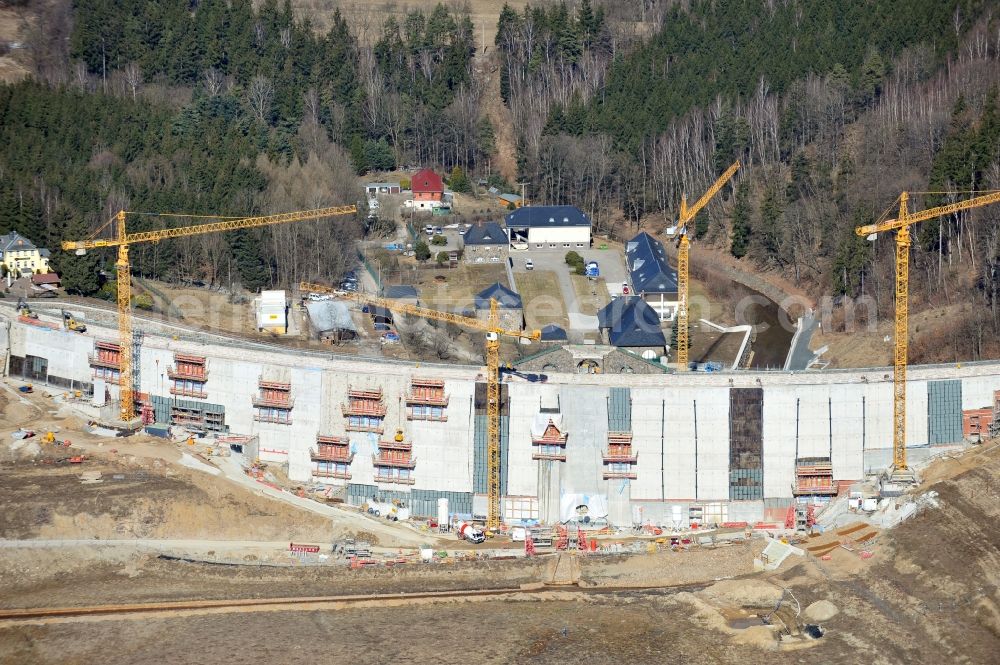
[301,282,539,531]
[63,205,356,423]
[674,161,740,371]
[855,190,1000,472]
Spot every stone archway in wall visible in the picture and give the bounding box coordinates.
[577,360,600,374]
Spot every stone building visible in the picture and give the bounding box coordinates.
[462,221,508,264]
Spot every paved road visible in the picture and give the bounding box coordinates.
[784,310,818,370]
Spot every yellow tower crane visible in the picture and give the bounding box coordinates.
[855,190,1000,473]
[301,281,540,531]
[62,205,357,423]
[672,161,740,371]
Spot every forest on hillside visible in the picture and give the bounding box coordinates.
[1,0,999,361]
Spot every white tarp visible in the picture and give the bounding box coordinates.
[305,300,356,334]
[91,378,106,407]
[560,493,609,522]
[530,413,563,438]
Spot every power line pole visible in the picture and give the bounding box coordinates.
[517,182,529,206]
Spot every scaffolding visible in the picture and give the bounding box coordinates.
[406,377,449,421]
[253,378,293,425]
[373,430,416,485]
[793,457,836,496]
[532,419,568,461]
[603,431,637,479]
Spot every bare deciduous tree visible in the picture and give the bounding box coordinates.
[246,75,274,124]
[203,68,224,96]
[123,62,142,101]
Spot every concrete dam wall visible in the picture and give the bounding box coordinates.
[5,313,998,525]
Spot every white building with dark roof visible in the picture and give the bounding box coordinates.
[505,205,591,249]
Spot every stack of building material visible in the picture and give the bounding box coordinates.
[802,521,879,557]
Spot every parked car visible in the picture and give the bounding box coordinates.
[433,226,443,235]
[425,224,435,235]
[525,259,534,270]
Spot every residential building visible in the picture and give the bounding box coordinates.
[411,169,444,202]
[625,232,679,321]
[505,205,590,249]
[462,221,508,264]
[474,282,523,331]
[0,232,52,276]
[597,296,667,359]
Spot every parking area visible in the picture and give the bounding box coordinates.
[510,246,629,333]
[413,221,470,254]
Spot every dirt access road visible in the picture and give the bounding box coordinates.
[5,441,1000,664]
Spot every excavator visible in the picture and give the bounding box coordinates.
[61,309,87,333]
[16,298,37,320]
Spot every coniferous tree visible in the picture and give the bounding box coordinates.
[53,208,101,295]
[730,183,752,259]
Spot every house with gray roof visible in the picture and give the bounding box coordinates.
[462,221,508,264]
[625,231,679,322]
[597,296,666,358]
[474,282,523,331]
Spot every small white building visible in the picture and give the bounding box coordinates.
[505,205,591,249]
[256,290,287,334]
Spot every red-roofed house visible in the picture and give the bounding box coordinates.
[411,169,444,203]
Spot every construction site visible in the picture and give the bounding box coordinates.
[1,0,999,650]
[0,180,998,663]
[2,231,1000,663]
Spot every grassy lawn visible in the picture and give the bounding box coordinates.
[514,271,569,331]
[405,263,508,313]
[569,274,610,316]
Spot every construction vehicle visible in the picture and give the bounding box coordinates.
[670,161,740,371]
[16,298,37,319]
[301,281,541,532]
[456,521,486,544]
[41,431,56,444]
[61,205,356,423]
[855,190,1000,475]
[61,310,87,333]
